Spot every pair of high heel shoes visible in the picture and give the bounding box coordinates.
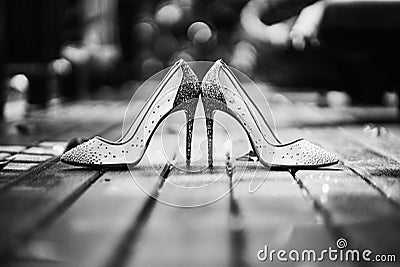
[61,59,338,169]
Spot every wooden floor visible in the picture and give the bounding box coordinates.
[0,94,400,267]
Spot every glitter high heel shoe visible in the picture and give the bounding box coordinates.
[201,60,338,169]
[61,59,200,167]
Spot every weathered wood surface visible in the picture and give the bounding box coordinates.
[0,99,399,267]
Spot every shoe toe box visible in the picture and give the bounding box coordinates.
[270,139,339,168]
[295,140,339,167]
[61,139,100,166]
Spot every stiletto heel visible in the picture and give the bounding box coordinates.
[61,59,200,167]
[185,98,197,166]
[201,60,338,169]
[204,104,215,168]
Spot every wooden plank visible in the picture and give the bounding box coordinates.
[12,154,53,163]
[6,170,159,267]
[117,120,231,266]
[4,131,179,266]
[342,125,400,164]
[0,157,60,190]
[295,127,400,207]
[3,99,400,267]
[0,121,125,257]
[122,117,326,266]
[124,171,230,267]
[294,168,400,256]
[0,145,26,153]
[124,105,399,266]
[0,100,191,266]
[0,118,124,191]
[277,127,400,257]
[0,163,103,257]
[0,100,129,189]
[229,166,348,266]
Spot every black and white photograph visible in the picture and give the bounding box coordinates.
[0,0,400,266]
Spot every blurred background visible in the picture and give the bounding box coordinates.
[1,0,400,119]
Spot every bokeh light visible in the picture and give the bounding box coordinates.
[187,22,213,44]
[8,74,29,94]
[155,3,183,26]
[133,21,158,44]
